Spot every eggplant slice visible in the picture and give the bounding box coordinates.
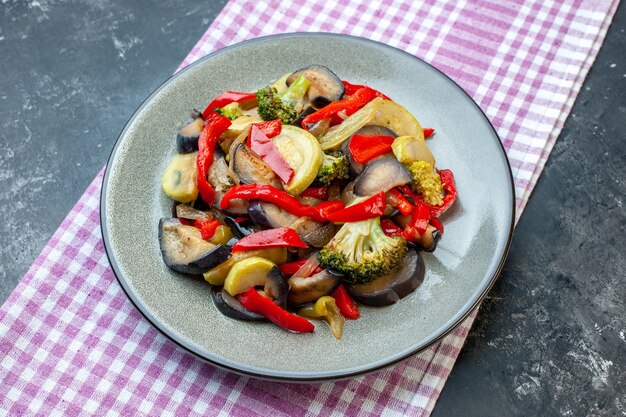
[159,218,231,275]
[176,117,204,153]
[287,269,342,306]
[348,250,425,306]
[211,287,264,321]
[233,144,282,189]
[287,65,345,108]
[353,157,411,197]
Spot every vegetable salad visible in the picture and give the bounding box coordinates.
[159,66,457,339]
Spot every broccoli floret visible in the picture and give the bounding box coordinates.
[256,75,310,124]
[318,217,407,284]
[214,102,243,120]
[405,161,443,206]
[316,151,350,185]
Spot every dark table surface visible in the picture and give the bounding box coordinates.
[1,1,624,415]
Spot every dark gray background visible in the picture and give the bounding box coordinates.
[1,1,624,415]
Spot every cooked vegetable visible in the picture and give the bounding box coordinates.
[238,288,314,333]
[342,125,398,174]
[249,124,294,184]
[196,113,232,205]
[405,161,443,206]
[318,97,383,150]
[287,269,341,306]
[161,152,198,203]
[353,157,411,197]
[298,296,344,339]
[223,257,288,307]
[211,287,264,321]
[203,247,287,285]
[324,192,386,223]
[209,225,235,246]
[176,118,204,153]
[159,218,231,275]
[287,65,345,108]
[347,249,424,306]
[303,87,380,129]
[316,151,350,185]
[348,134,395,164]
[202,91,256,119]
[368,100,423,139]
[330,285,360,319]
[271,125,324,195]
[232,144,282,188]
[392,135,435,167]
[256,75,310,124]
[215,102,243,120]
[318,217,408,284]
[231,228,308,252]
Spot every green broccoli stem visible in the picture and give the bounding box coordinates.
[279,75,310,104]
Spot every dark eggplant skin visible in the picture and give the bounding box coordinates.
[176,118,204,154]
[287,269,342,307]
[291,106,316,127]
[211,287,264,321]
[342,125,398,174]
[158,218,231,275]
[264,266,289,309]
[353,157,411,197]
[287,65,345,108]
[347,250,425,306]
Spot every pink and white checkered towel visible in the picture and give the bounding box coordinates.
[0,0,619,415]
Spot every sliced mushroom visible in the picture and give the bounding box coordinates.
[289,217,336,248]
[287,65,345,108]
[158,218,231,275]
[341,125,398,174]
[353,157,411,197]
[233,144,282,189]
[287,269,342,306]
[211,287,264,321]
[347,250,424,306]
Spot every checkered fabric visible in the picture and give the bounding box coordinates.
[0,0,618,415]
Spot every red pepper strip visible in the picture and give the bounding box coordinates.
[202,91,256,119]
[301,87,378,128]
[196,113,232,205]
[300,186,328,200]
[380,209,430,241]
[342,80,391,101]
[397,185,418,202]
[249,125,294,184]
[325,192,386,223]
[192,219,220,240]
[220,184,345,222]
[381,219,404,237]
[279,260,324,277]
[331,284,360,319]
[430,217,444,234]
[233,217,248,223]
[238,288,315,333]
[348,134,396,164]
[246,119,282,147]
[423,127,435,138]
[386,188,413,216]
[232,228,308,252]
[409,203,431,235]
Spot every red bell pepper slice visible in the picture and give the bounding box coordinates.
[249,124,294,184]
[325,192,386,223]
[192,219,220,240]
[301,87,379,128]
[386,188,414,216]
[238,288,315,333]
[300,186,328,200]
[202,91,256,119]
[331,284,360,319]
[279,259,323,276]
[246,119,282,147]
[348,134,395,164]
[430,217,444,234]
[232,228,308,252]
[381,219,404,237]
[409,203,431,235]
[342,81,391,101]
[423,127,435,138]
[196,113,232,205]
[220,184,345,222]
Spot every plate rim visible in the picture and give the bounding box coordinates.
[100,32,516,382]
